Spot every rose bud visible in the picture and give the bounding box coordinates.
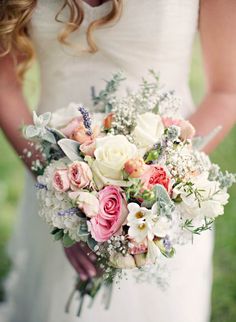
[134,253,147,268]
[179,120,196,141]
[103,113,114,130]
[109,252,136,269]
[124,157,147,178]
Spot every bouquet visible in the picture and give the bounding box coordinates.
[23,72,235,316]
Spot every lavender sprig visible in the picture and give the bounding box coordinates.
[58,207,79,216]
[78,105,92,136]
[35,183,47,190]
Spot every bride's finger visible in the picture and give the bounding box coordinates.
[78,243,97,262]
[77,251,97,278]
[64,246,88,280]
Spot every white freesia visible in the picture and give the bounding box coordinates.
[94,135,138,180]
[50,102,82,128]
[150,202,172,237]
[132,112,164,149]
[127,203,171,243]
[127,203,152,243]
[173,173,229,220]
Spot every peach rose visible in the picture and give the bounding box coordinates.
[124,157,147,178]
[68,161,93,190]
[52,169,70,192]
[141,165,171,192]
[71,123,100,144]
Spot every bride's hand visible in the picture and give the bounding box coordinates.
[64,241,101,281]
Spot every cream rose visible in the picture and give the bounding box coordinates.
[132,112,164,149]
[94,135,138,181]
[69,191,99,218]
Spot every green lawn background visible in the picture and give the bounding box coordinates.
[0,39,235,321]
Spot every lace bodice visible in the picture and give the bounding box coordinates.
[29,0,199,117]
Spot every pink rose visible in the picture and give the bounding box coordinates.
[52,169,70,192]
[90,186,128,242]
[80,140,96,157]
[69,191,99,218]
[162,117,195,140]
[141,165,171,192]
[162,117,181,128]
[124,157,148,178]
[60,117,83,137]
[68,161,93,190]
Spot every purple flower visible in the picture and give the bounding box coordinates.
[57,207,78,216]
[78,105,92,136]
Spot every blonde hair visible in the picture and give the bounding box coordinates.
[0,0,123,81]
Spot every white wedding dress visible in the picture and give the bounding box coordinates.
[2,1,214,321]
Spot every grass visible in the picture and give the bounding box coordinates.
[0,39,235,321]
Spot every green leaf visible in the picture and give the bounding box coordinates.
[51,227,61,235]
[62,233,76,248]
[54,229,64,241]
[87,236,98,251]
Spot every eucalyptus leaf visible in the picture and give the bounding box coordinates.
[41,112,52,126]
[153,184,175,217]
[58,139,83,161]
[63,233,76,247]
[42,131,56,144]
[49,128,66,142]
[25,125,40,138]
[192,126,222,150]
[77,220,89,237]
[33,111,38,125]
[87,236,98,251]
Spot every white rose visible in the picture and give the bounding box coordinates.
[132,112,164,149]
[50,102,82,128]
[173,173,229,220]
[94,135,138,181]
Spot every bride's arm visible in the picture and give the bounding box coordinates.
[0,53,97,280]
[190,0,236,153]
[0,54,40,172]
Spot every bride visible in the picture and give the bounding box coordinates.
[0,1,236,321]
